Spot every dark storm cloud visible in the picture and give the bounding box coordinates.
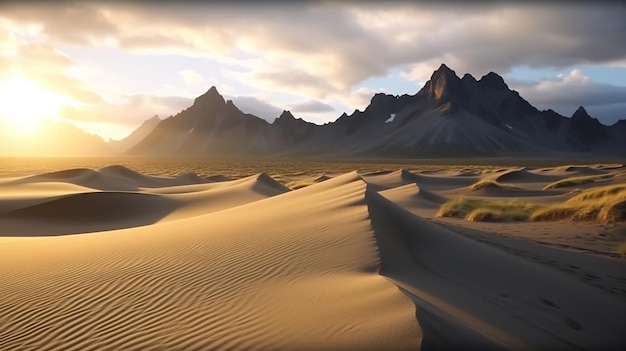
[512,69,626,125]
[2,1,624,95]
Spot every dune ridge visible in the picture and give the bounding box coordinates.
[0,169,421,350]
[1,163,624,350]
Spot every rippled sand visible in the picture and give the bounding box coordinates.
[0,161,624,350]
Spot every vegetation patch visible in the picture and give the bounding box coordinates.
[437,198,541,222]
[438,184,626,224]
[618,242,626,258]
[543,171,625,189]
[469,180,522,191]
[531,185,626,223]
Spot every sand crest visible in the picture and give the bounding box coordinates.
[1,164,625,350]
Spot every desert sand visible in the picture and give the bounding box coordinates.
[0,163,624,350]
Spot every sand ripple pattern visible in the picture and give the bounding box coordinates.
[0,172,420,351]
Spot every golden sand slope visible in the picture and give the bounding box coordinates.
[0,170,420,350]
[1,164,625,350]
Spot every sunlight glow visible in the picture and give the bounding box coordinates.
[0,74,70,131]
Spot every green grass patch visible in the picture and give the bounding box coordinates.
[543,171,625,189]
[469,180,522,191]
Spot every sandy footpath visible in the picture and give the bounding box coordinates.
[0,164,624,350]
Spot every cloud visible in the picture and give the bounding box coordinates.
[178,69,205,85]
[2,2,625,130]
[287,100,335,113]
[3,2,624,99]
[228,96,283,122]
[0,27,103,105]
[0,2,118,46]
[59,94,193,129]
[341,87,389,113]
[512,69,626,124]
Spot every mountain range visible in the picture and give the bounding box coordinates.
[128,64,625,159]
[2,64,623,158]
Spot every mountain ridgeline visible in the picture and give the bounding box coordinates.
[128,64,626,159]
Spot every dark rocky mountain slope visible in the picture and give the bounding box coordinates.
[127,64,625,159]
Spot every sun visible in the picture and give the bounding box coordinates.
[0,74,66,131]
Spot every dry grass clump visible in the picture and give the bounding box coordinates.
[469,180,522,191]
[543,171,625,189]
[530,185,626,223]
[438,184,626,223]
[618,242,626,258]
[437,198,540,222]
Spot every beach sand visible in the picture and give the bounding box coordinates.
[1,163,624,350]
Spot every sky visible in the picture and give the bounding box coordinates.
[0,0,625,141]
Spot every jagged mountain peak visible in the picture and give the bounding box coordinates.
[435,63,456,75]
[430,63,461,84]
[462,73,477,82]
[277,110,296,120]
[571,106,592,120]
[193,86,225,108]
[273,110,298,125]
[273,110,314,128]
[479,72,509,90]
[418,63,464,101]
[127,64,625,158]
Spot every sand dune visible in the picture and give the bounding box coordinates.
[0,169,421,350]
[368,192,625,350]
[1,163,625,350]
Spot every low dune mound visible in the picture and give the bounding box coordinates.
[99,165,176,187]
[2,192,178,235]
[12,165,216,192]
[361,169,415,192]
[362,169,396,177]
[542,171,626,190]
[23,168,106,187]
[29,168,96,180]
[545,165,606,176]
[254,173,292,194]
[494,167,562,184]
[99,164,151,180]
[174,172,211,184]
[469,180,522,192]
[594,163,624,170]
[206,174,233,182]
[17,167,145,191]
[314,173,331,182]
[7,191,171,221]
[378,183,447,212]
[400,169,478,189]
[285,173,330,190]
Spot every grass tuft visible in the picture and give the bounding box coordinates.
[543,171,625,189]
[531,185,626,223]
[469,180,522,191]
[438,184,626,224]
[437,198,541,222]
[618,242,626,258]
